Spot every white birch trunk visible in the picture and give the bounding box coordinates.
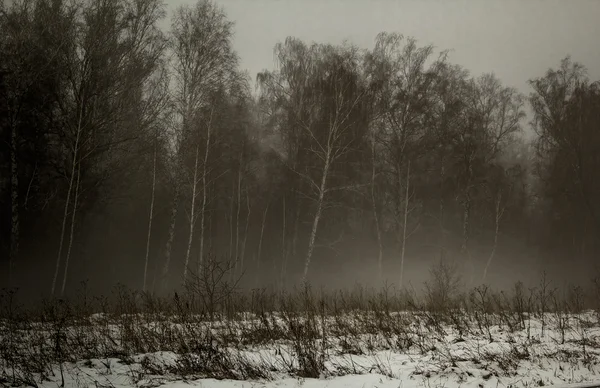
[302,154,330,283]
[197,114,212,274]
[183,144,200,283]
[399,160,410,290]
[162,180,180,292]
[228,177,235,263]
[51,96,84,296]
[370,136,384,282]
[60,161,81,296]
[256,199,269,288]
[143,145,157,292]
[234,159,242,275]
[240,190,251,276]
[280,195,287,290]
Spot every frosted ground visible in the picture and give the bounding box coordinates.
[2,285,600,388]
[46,319,600,388]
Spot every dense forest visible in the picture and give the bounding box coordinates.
[1,0,599,299]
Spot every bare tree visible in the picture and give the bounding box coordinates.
[51,89,84,297]
[169,0,238,286]
[137,67,172,293]
[428,63,471,257]
[50,0,167,296]
[365,33,443,286]
[258,39,370,283]
[531,57,600,229]
[456,74,524,284]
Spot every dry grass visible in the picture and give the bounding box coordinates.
[2,258,600,387]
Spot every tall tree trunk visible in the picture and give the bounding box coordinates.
[208,192,214,256]
[483,192,502,283]
[280,195,287,290]
[399,161,410,290]
[291,203,301,260]
[162,180,180,292]
[302,155,331,283]
[461,191,473,284]
[461,193,471,254]
[290,161,300,261]
[256,199,270,288]
[229,177,235,263]
[461,153,474,285]
[240,189,251,277]
[370,137,384,282]
[60,161,81,296]
[198,114,212,274]
[439,153,446,259]
[183,144,200,284]
[143,144,157,292]
[234,158,242,275]
[9,121,19,287]
[51,97,84,296]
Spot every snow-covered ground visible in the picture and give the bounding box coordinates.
[3,308,599,388]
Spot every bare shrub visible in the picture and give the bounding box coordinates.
[184,255,241,321]
[278,285,327,378]
[424,258,462,314]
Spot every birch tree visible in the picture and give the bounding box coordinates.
[455,74,524,284]
[428,63,470,256]
[258,38,370,283]
[365,33,444,286]
[48,0,166,296]
[481,164,516,283]
[530,57,600,264]
[169,0,239,286]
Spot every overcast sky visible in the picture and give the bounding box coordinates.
[165,0,600,95]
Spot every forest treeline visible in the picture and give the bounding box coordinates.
[1,0,599,298]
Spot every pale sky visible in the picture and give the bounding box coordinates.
[165,0,600,96]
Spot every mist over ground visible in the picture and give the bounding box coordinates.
[1,0,599,303]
